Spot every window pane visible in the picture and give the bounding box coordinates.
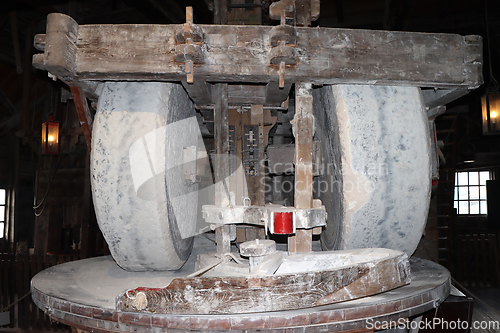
[480,171,490,185]
[0,206,5,222]
[0,222,3,239]
[458,187,468,200]
[454,171,489,215]
[480,186,487,200]
[458,201,469,214]
[457,172,468,186]
[470,201,480,214]
[0,189,5,205]
[480,200,488,214]
[469,172,479,185]
[469,186,480,200]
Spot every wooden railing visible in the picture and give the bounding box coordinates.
[0,253,81,331]
[455,234,500,287]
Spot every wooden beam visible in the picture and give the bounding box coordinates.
[32,14,99,100]
[70,86,92,152]
[213,83,231,254]
[289,82,313,253]
[250,105,265,206]
[49,21,482,90]
[117,249,411,315]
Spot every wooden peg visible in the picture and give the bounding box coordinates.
[279,61,285,89]
[185,59,193,84]
[186,6,193,25]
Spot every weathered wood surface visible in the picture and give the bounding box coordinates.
[116,250,410,315]
[289,82,314,253]
[34,13,482,106]
[33,13,99,100]
[75,24,481,87]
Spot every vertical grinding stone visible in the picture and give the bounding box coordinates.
[313,85,431,256]
[91,82,197,271]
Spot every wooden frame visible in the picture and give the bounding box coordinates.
[33,13,482,107]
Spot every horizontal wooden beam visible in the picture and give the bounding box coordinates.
[32,14,99,101]
[34,13,483,105]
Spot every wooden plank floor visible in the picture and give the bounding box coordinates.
[466,287,500,333]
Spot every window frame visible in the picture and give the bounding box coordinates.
[454,170,490,215]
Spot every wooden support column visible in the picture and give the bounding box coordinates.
[70,86,93,152]
[214,83,231,254]
[213,0,231,254]
[249,105,265,206]
[289,82,313,253]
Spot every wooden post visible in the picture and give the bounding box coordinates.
[289,82,313,253]
[214,83,231,254]
[70,86,93,152]
[249,105,265,206]
[213,0,231,254]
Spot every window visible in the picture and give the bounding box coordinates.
[0,189,4,238]
[454,171,490,215]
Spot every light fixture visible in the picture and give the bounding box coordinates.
[41,116,60,155]
[482,0,500,135]
[482,90,500,134]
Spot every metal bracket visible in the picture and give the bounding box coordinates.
[201,204,327,233]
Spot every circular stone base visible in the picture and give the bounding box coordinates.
[31,239,450,332]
